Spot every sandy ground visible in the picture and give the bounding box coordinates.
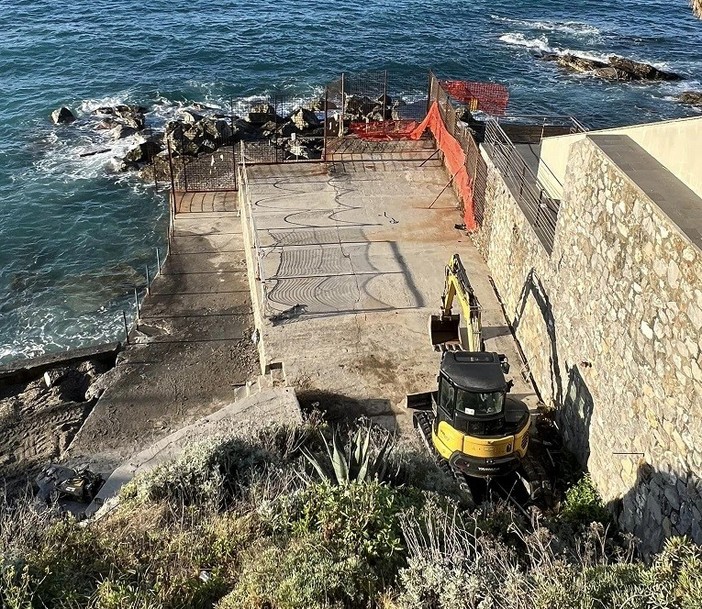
[0,347,117,493]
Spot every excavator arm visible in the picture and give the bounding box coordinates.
[430,254,482,351]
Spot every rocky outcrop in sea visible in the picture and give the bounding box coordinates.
[539,53,682,82]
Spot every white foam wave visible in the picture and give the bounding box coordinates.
[31,87,329,189]
[499,33,620,65]
[491,15,601,38]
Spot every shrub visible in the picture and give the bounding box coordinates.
[264,481,420,574]
[219,536,377,609]
[119,428,301,510]
[560,474,611,528]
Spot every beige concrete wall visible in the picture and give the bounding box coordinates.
[537,116,702,200]
[474,138,702,556]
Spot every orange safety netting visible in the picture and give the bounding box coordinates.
[440,80,509,116]
[409,102,476,230]
[347,119,422,140]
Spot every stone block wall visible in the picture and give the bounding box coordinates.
[474,137,702,555]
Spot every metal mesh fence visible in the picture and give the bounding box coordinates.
[171,145,237,192]
[326,71,427,142]
[427,72,488,226]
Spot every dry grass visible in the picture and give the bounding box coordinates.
[692,0,702,18]
[2,419,702,609]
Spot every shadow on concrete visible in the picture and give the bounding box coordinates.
[482,324,512,341]
[297,389,393,425]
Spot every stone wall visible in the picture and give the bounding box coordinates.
[474,136,702,555]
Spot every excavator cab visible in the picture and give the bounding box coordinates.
[427,351,530,478]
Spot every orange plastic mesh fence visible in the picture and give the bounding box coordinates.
[347,119,423,140]
[409,102,476,230]
[439,80,509,116]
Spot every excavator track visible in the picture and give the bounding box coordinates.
[413,410,554,511]
[414,411,475,502]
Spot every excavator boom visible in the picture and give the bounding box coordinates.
[430,254,482,351]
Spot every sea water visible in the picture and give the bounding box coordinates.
[1,0,700,363]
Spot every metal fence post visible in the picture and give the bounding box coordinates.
[122,311,130,345]
[166,137,178,218]
[323,88,328,162]
[339,72,345,137]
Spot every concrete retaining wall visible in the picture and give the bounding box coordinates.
[475,136,702,555]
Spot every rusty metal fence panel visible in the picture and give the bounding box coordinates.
[172,145,238,192]
[426,71,489,227]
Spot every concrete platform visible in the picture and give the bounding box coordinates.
[243,144,538,432]
[67,199,260,472]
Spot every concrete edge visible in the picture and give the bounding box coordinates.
[0,342,121,388]
[238,166,271,374]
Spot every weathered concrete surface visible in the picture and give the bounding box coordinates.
[67,199,259,473]
[87,384,301,518]
[242,145,538,433]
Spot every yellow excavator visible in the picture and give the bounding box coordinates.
[408,254,541,489]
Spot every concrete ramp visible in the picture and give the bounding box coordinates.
[86,383,300,518]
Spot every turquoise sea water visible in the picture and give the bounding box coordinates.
[1,0,701,363]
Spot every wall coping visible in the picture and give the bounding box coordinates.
[580,134,702,254]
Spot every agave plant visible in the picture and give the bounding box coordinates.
[301,423,394,485]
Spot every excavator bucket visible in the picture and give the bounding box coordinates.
[429,314,461,350]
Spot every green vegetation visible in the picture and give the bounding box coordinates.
[2,418,701,608]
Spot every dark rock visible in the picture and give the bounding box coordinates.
[290,107,320,131]
[543,53,608,73]
[307,98,337,111]
[95,118,118,130]
[678,91,702,106]
[51,107,76,124]
[214,119,233,142]
[377,93,392,106]
[248,103,277,125]
[609,56,681,81]
[540,52,681,82]
[370,104,392,120]
[121,141,163,170]
[93,105,146,130]
[307,126,325,137]
[592,67,622,80]
[114,104,147,118]
[276,121,297,138]
[345,95,375,118]
[181,110,205,124]
[192,102,217,111]
[259,120,279,137]
[110,124,137,140]
[122,116,146,130]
